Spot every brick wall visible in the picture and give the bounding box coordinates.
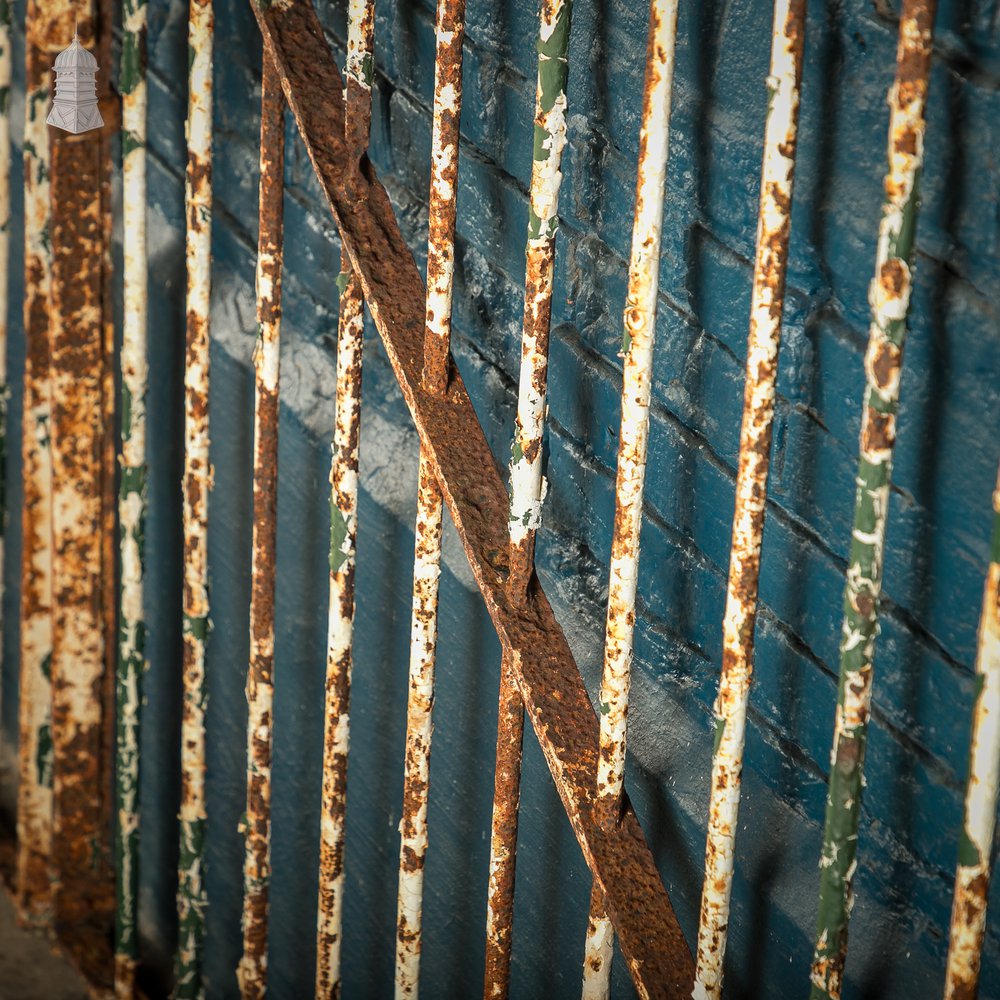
[1,0,997,997]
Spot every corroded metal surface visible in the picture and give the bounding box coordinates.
[251,5,693,995]
[392,2,467,993]
[421,0,465,395]
[582,884,614,1000]
[49,112,116,988]
[176,0,213,992]
[237,53,285,1000]
[0,0,10,703]
[582,4,679,997]
[506,0,572,605]
[483,659,524,1000]
[315,2,374,996]
[944,466,1000,1000]
[394,451,444,1000]
[116,0,148,990]
[693,2,806,996]
[808,3,937,997]
[16,0,74,927]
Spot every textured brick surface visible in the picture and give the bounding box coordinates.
[0,0,998,997]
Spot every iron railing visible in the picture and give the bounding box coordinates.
[2,1,999,1000]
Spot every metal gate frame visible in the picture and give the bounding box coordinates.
[249,3,693,997]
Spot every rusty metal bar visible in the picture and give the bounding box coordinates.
[693,2,806,996]
[506,0,572,606]
[394,451,444,1000]
[581,3,679,997]
[392,2,467,994]
[483,658,524,1000]
[489,0,571,975]
[116,0,149,989]
[0,0,10,699]
[315,1,374,994]
[251,4,693,996]
[15,0,66,928]
[237,52,285,1000]
[44,1,119,986]
[943,464,1000,999]
[98,0,119,949]
[420,0,465,395]
[176,0,214,992]
[808,3,937,997]
[49,106,116,989]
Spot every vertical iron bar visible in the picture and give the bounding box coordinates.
[394,1,466,994]
[315,1,374,994]
[176,0,213,991]
[808,3,937,997]
[581,3,678,997]
[49,99,117,983]
[693,2,806,996]
[237,51,285,1000]
[117,0,149,989]
[394,450,444,1000]
[420,0,465,396]
[506,0,573,606]
[483,658,524,1000]
[0,0,10,713]
[16,0,59,928]
[943,465,1000,1000]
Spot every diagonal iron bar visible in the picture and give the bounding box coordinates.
[249,3,693,996]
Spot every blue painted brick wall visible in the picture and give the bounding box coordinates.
[1,0,998,997]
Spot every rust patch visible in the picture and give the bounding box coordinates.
[860,407,895,456]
